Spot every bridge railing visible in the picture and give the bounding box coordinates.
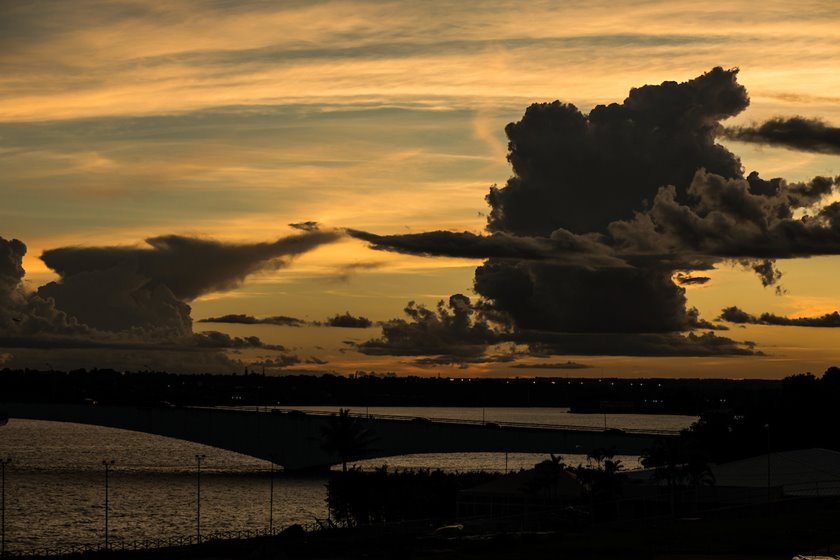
[198,405,681,436]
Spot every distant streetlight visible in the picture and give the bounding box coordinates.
[1,457,11,557]
[102,460,115,550]
[268,462,275,534]
[765,423,772,502]
[195,454,206,543]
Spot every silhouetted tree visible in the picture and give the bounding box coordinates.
[642,433,714,516]
[527,453,566,499]
[320,408,375,472]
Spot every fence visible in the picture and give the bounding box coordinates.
[206,406,681,436]
[1,524,325,558]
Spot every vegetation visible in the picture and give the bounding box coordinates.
[320,408,376,472]
[326,467,498,526]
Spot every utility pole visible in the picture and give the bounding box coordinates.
[195,454,205,543]
[1,457,11,558]
[102,460,115,551]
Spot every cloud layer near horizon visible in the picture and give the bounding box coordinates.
[720,306,840,328]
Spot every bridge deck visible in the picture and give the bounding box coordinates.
[2,403,674,471]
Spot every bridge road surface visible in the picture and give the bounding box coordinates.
[0,403,673,471]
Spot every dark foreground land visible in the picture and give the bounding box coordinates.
[52,498,840,560]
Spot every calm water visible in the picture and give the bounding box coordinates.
[0,407,695,552]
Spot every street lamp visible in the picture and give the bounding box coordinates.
[268,462,275,535]
[765,423,772,502]
[1,457,11,558]
[195,454,205,543]
[102,460,115,551]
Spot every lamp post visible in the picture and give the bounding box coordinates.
[102,460,115,551]
[765,423,772,502]
[268,462,275,535]
[195,454,205,543]
[1,457,11,558]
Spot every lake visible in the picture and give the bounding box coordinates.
[0,406,695,552]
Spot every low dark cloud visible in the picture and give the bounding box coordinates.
[192,330,288,351]
[199,314,306,327]
[199,311,374,328]
[250,355,303,369]
[347,229,626,268]
[520,330,758,357]
[332,261,384,282]
[289,221,321,232]
[323,312,373,328]
[686,307,728,331]
[722,117,840,155]
[719,306,840,328]
[511,361,592,370]
[356,294,504,360]
[412,353,518,368]
[354,293,753,360]
[674,273,710,286]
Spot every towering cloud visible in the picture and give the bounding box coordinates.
[0,230,340,372]
[352,68,840,360]
[38,231,339,334]
[486,66,748,236]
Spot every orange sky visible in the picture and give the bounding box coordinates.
[2,0,840,378]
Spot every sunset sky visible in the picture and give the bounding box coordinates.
[2,0,840,378]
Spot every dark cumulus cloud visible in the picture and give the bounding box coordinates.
[356,294,505,362]
[199,314,306,327]
[38,231,339,334]
[353,292,749,362]
[719,306,840,328]
[323,312,373,328]
[352,68,840,360]
[722,116,840,155]
[0,232,336,372]
[486,66,748,237]
[0,236,89,338]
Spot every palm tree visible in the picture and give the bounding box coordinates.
[642,434,714,516]
[320,409,376,472]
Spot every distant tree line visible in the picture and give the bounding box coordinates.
[0,368,780,413]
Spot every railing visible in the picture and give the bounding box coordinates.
[198,406,681,436]
[3,525,323,558]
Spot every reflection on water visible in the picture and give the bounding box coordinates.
[0,420,326,552]
[0,408,695,552]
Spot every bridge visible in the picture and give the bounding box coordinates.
[1,403,675,471]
